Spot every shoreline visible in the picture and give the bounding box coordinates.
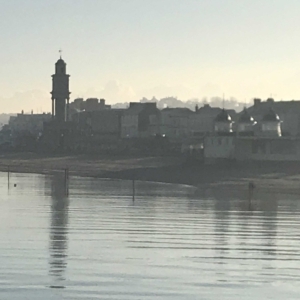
[1,152,300,195]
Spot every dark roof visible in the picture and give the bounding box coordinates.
[248,100,300,117]
[124,103,159,115]
[56,58,66,65]
[162,107,193,115]
[215,109,232,123]
[239,108,254,123]
[197,104,221,112]
[262,109,280,122]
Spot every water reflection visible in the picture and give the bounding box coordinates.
[259,192,279,257]
[212,190,232,267]
[48,172,69,289]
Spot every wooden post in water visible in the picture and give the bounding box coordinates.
[64,168,69,196]
[132,179,135,202]
[7,165,10,188]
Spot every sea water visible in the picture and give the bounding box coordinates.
[1,172,300,299]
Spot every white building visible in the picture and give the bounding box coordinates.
[214,109,233,133]
[237,108,256,134]
[204,108,285,163]
[204,135,236,162]
[260,109,281,137]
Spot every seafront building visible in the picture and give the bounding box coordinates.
[204,102,300,163]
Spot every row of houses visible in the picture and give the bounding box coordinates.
[70,97,300,141]
[0,99,234,152]
[4,97,300,162]
[70,101,236,140]
[8,97,300,141]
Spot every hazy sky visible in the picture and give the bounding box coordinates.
[1,0,300,113]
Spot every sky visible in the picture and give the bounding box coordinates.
[1,0,300,113]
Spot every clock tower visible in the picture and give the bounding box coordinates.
[51,55,70,123]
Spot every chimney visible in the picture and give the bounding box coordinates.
[254,98,261,106]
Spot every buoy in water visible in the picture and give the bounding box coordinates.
[14,184,17,187]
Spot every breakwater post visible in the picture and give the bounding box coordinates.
[7,165,10,188]
[64,168,69,196]
[132,179,135,202]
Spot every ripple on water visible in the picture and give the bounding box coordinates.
[1,172,300,299]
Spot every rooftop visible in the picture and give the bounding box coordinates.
[239,108,255,123]
[215,109,232,123]
[248,99,300,115]
[262,109,280,122]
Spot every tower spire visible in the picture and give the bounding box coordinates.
[59,48,62,59]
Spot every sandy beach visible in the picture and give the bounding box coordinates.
[1,152,300,195]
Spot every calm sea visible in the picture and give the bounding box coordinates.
[1,171,300,299]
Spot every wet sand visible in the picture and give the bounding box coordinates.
[1,152,300,195]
